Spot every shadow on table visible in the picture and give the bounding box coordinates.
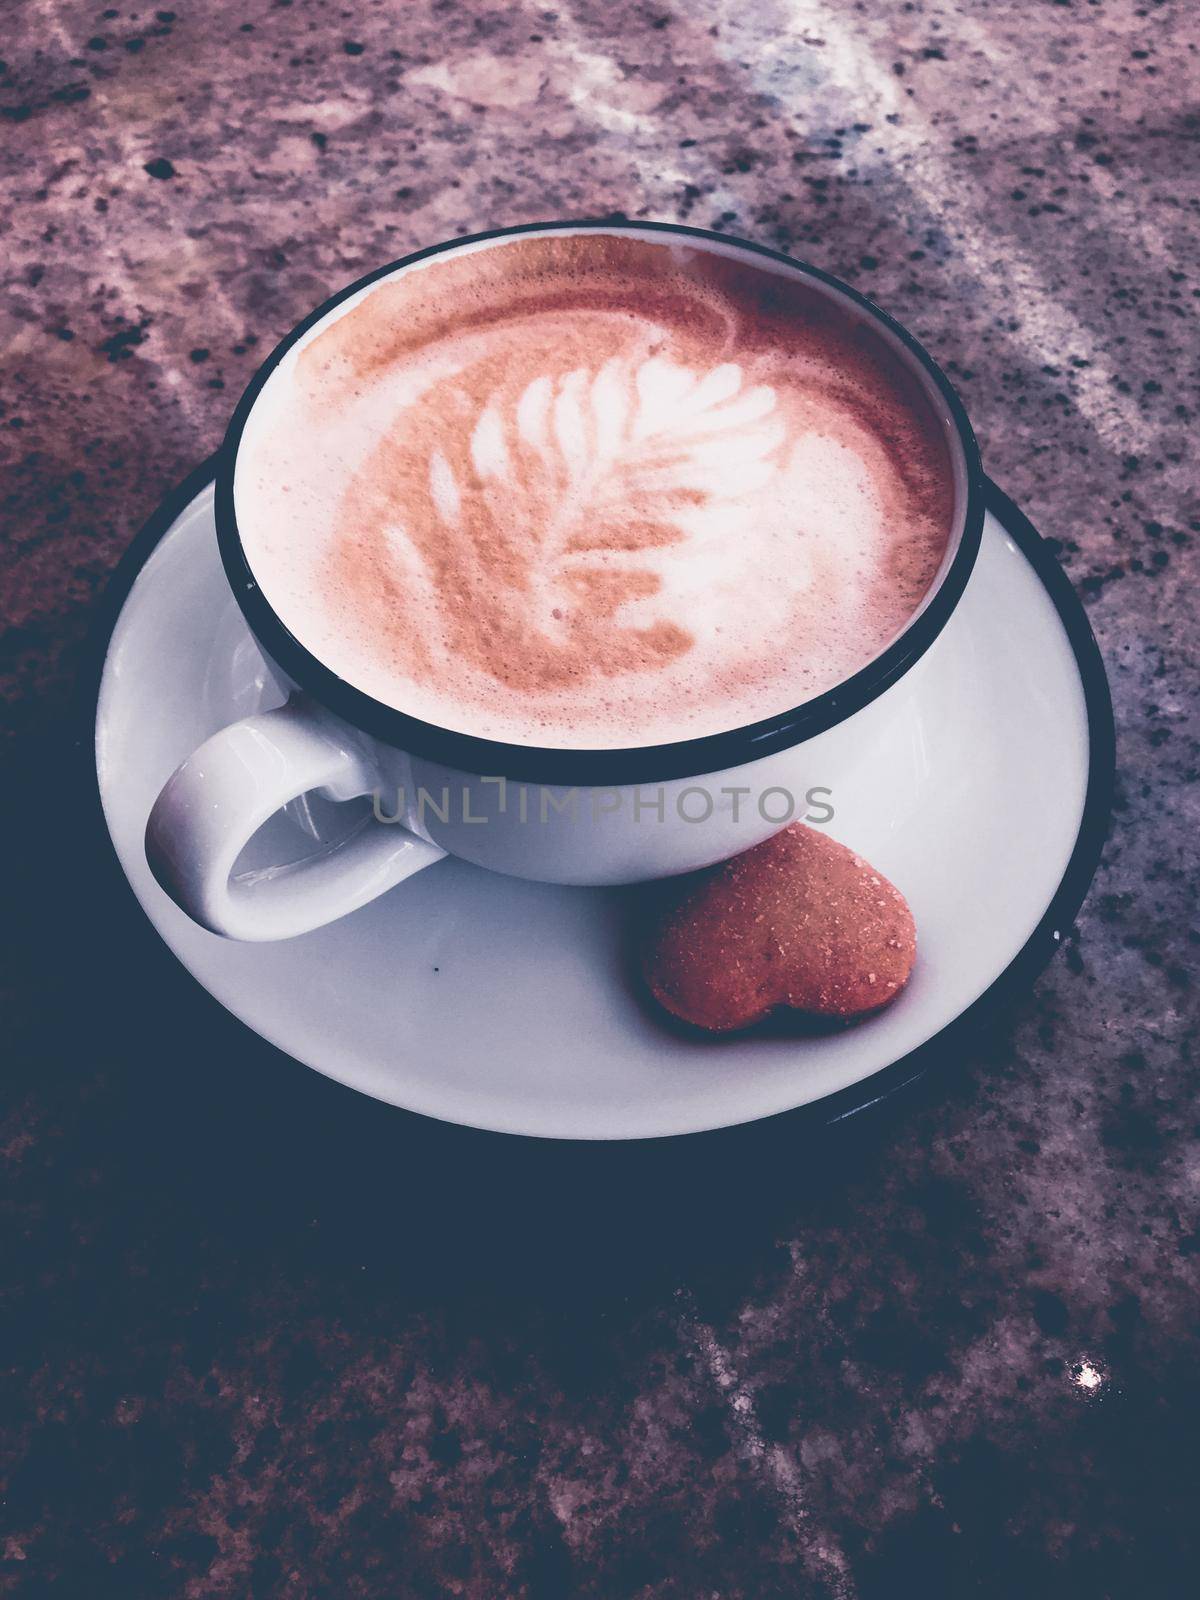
[20,722,979,1316]
[72,941,950,1316]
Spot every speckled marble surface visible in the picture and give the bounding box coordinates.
[2,2,1198,1596]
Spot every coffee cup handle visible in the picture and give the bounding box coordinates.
[144,697,446,940]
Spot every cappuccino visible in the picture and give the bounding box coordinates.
[234,232,954,749]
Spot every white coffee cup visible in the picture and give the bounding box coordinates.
[146,221,983,941]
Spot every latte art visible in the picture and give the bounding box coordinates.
[235,233,956,748]
[448,358,786,629]
[399,354,791,681]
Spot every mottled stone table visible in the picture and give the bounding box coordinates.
[2,2,1196,1596]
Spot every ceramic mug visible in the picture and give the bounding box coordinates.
[145,221,984,941]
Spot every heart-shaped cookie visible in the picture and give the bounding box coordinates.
[642,822,916,1034]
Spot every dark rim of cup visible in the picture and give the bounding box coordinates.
[215,219,986,785]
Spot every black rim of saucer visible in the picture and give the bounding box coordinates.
[76,464,1114,1144]
[214,219,986,785]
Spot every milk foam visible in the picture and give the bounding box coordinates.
[235,232,956,749]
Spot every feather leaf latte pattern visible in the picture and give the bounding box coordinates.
[235,233,954,747]
[419,357,786,660]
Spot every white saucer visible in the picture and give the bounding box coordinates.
[88,465,1111,1140]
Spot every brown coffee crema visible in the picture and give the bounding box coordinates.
[235,234,955,748]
